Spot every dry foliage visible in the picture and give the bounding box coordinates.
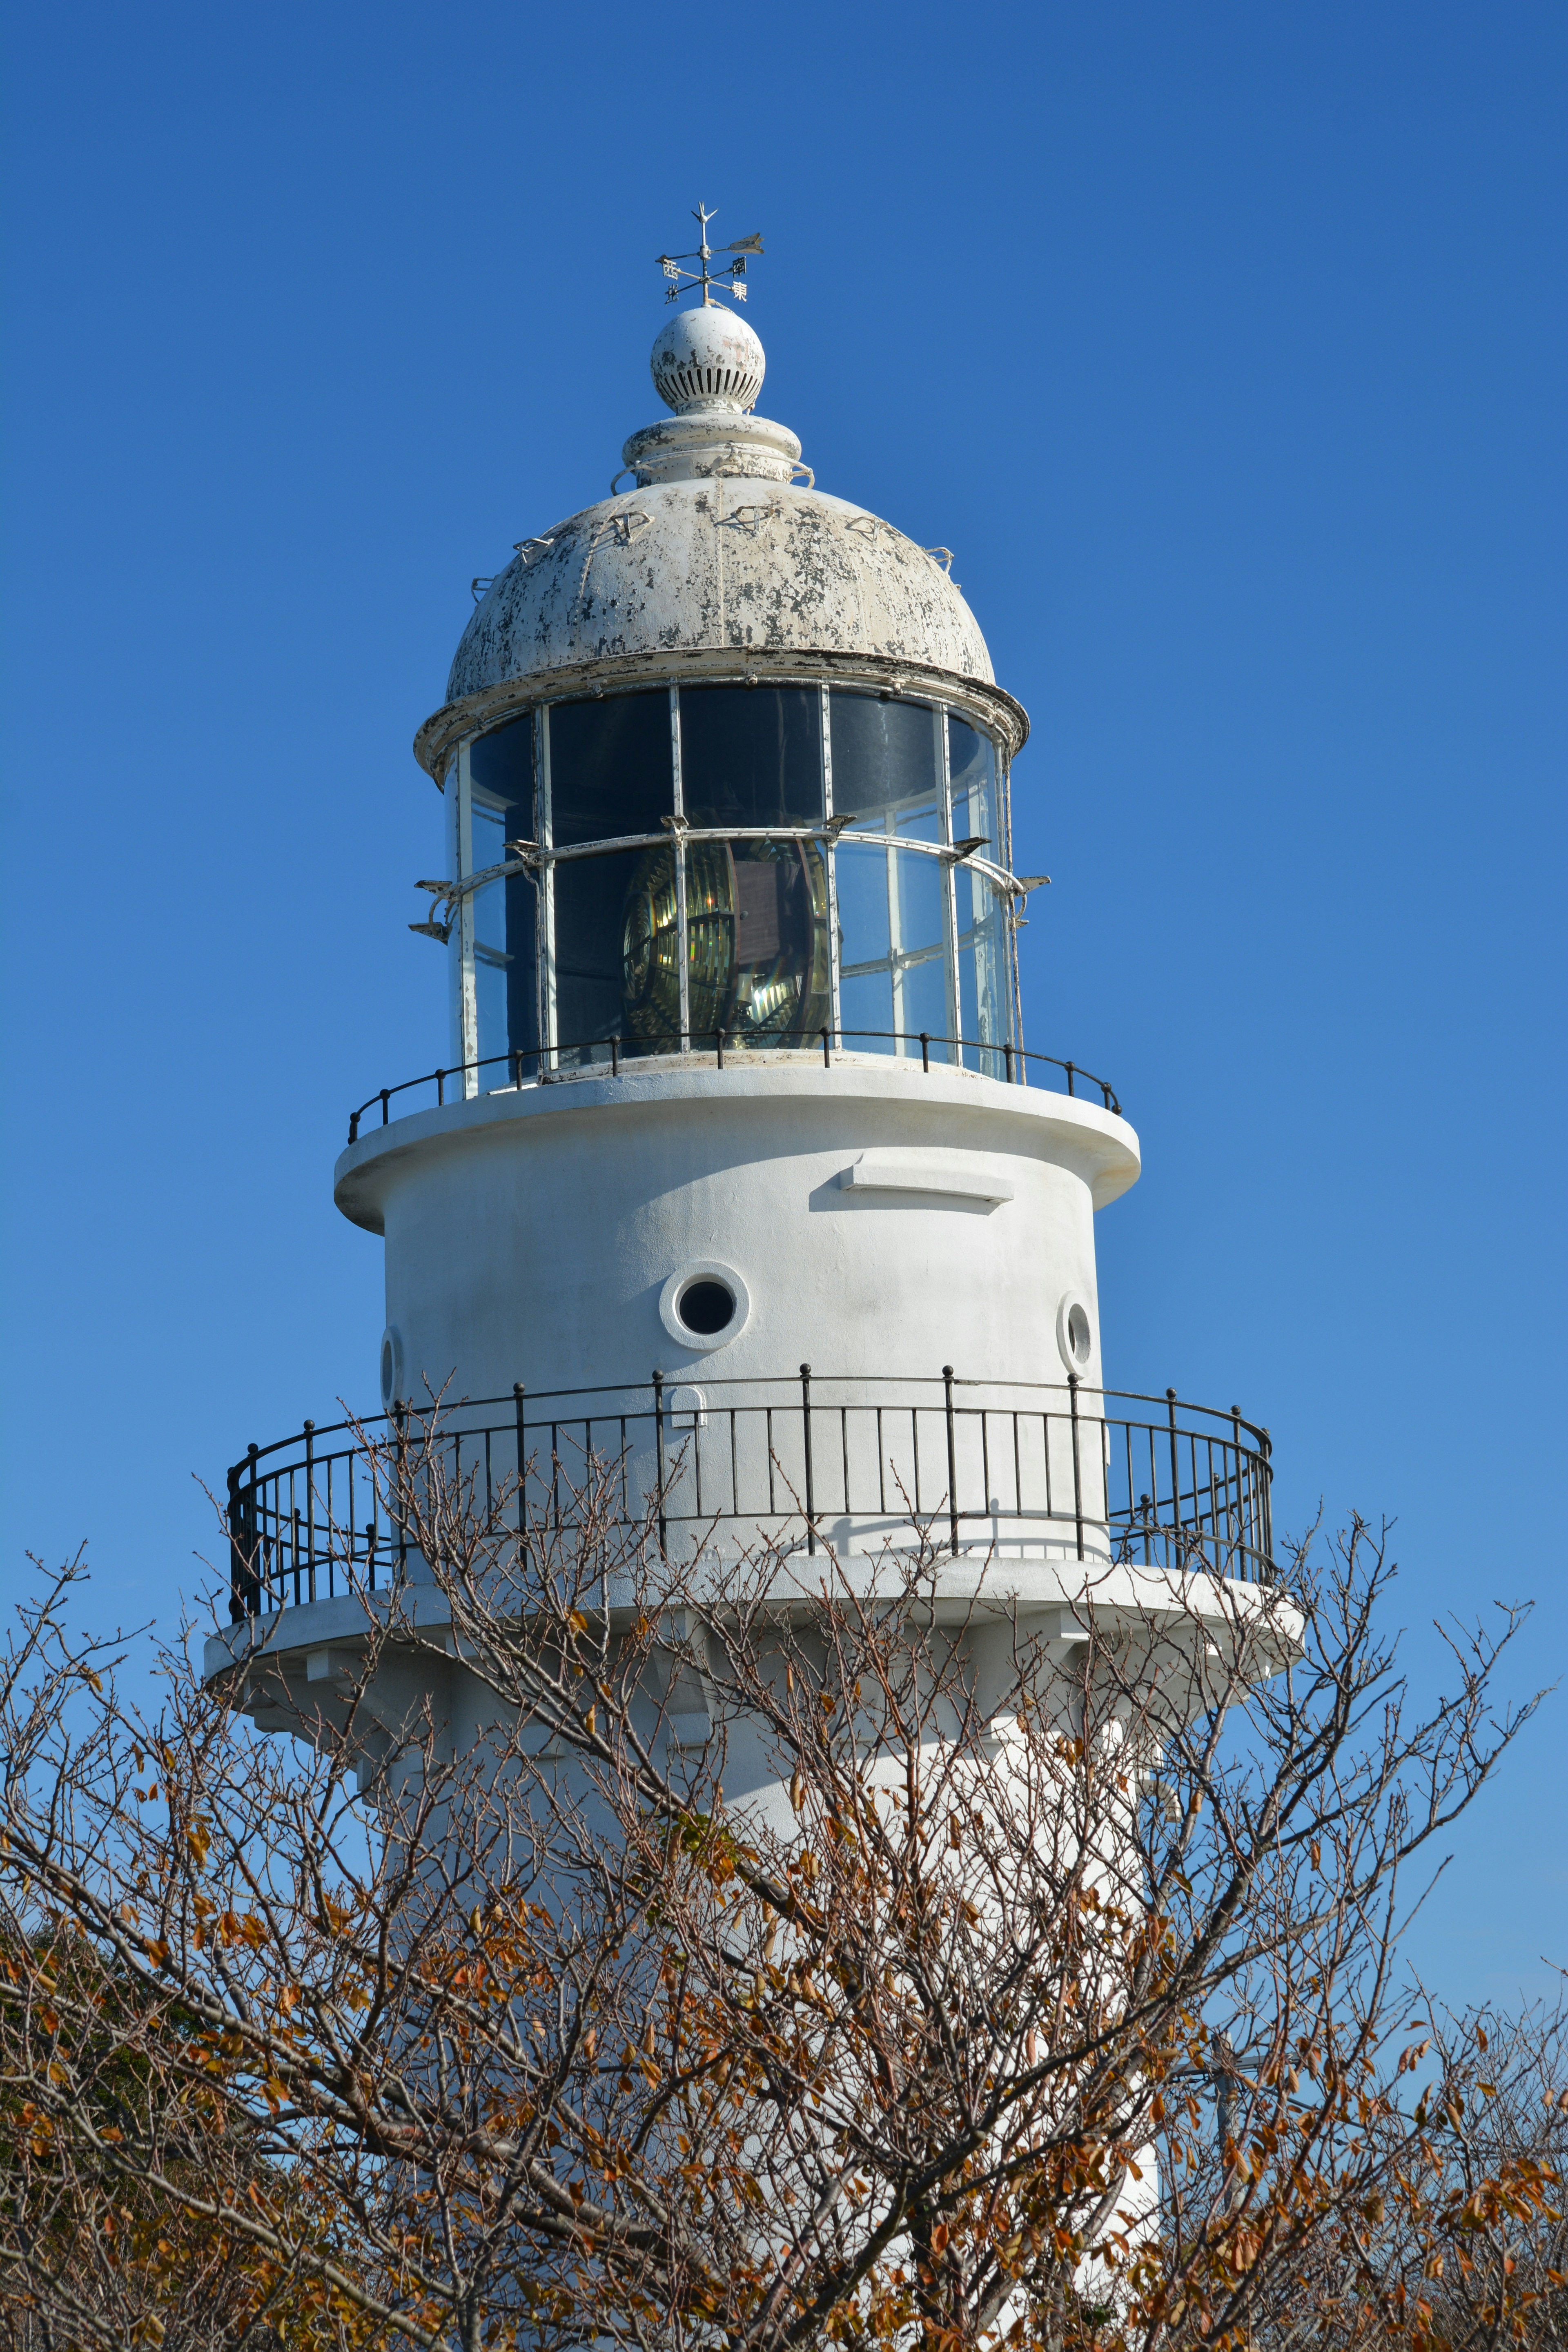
[0,1421,1557,2350]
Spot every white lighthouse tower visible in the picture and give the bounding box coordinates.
[209,216,1275,1769]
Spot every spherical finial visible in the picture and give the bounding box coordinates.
[651,307,765,414]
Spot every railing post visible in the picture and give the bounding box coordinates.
[821,1027,831,1068]
[800,1362,816,1555]
[1260,1426,1274,1580]
[514,1383,527,1539]
[348,1111,360,1143]
[394,1403,408,1579]
[716,1029,726,1069]
[1069,1374,1085,1561]
[610,1036,619,1078]
[920,1031,930,1072]
[652,1370,668,1557]
[380,1089,390,1127]
[245,1443,261,1608]
[227,1462,250,1622]
[1230,1405,1243,1577]
[303,1421,316,1604]
[1065,1059,1076,1098]
[1003,1040,1013,1084]
[437,1067,446,1105]
[943,1365,960,1557]
[1166,1388,1183,1567]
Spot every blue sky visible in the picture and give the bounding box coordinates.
[2,1,1563,2002]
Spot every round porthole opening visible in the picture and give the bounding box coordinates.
[659,1262,751,1351]
[678,1278,735,1336]
[379,1325,405,1410]
[1055,1294,1094,1378]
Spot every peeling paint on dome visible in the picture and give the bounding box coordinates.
[448,479,994,704]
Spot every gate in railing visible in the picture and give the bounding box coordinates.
[227,1373,1273,1621]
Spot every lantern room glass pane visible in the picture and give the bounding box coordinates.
[466,714,537,1082]
[835,837,952,1061]
[556,847,678,1065]
[471,795,510,1079]
[957,870,1013,1078]
[548,693,673,849]
[947,715,997,852]
[829,692,942,840]
[947,719,1010,1073]
[470,710,534,809]
[891,849,950,1051]
[685,838,830,1047]
[678,685,823,829]
[835,834,893,1047]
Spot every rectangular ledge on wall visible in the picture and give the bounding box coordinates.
[836,1152,1015,1207]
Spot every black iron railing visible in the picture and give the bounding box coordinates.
[345,1032,1121,1144]
[227,1374,1272,1621]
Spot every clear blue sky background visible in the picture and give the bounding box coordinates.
[2,2,1563,2003]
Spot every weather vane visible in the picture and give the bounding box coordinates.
[657,203,763,307]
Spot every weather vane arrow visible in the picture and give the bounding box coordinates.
[656,203,763,307]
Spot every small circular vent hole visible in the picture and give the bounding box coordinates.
[1066,1304,1092,1365]
[679,1278,735,1336]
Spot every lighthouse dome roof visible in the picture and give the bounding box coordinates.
[416,308,1017,780]
[445,478,995,706]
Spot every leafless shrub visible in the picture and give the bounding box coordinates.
[0,1420,1551,2350]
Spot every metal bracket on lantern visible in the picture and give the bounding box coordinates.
[716,503,780,535]
[588,509,653,550]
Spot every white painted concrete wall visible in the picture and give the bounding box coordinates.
[334,1056,1140,1412]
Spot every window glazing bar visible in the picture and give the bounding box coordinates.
[1001,749,1024,1068]
[537,706,558,1072]
[939,707,960,1056]
[670,685,690,1051]
[882,803,904,1049]
[821,682,842,1046]
[455,741,480,1098]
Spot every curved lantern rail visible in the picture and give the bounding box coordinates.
[225,1374,1272,1622]
[346,1031,1121,1143]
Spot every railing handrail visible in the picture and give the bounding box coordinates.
[229,1378,1268,1488]
[345,1029,1122,1143]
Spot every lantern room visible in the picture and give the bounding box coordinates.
[443,681,1017,1082]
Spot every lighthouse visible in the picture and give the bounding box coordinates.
[209,215,1276,1765]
